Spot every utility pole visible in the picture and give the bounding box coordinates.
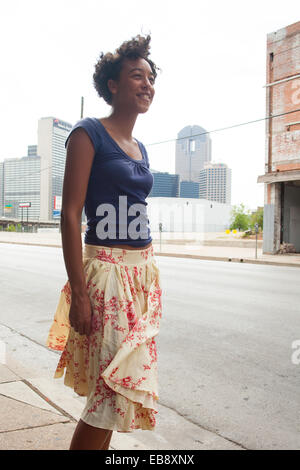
[81,96,84,119]
[255,223,259,259]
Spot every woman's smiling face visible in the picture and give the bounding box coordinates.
[108,57,155,113]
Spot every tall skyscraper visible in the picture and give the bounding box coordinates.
[175,125,212,183]
[38,117,72,221]
[199,162,232,204]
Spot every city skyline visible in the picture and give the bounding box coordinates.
[0,114,231,221]
[0,112,257,210]
[1,0,299,212]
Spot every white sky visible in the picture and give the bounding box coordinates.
[1,0,299,211]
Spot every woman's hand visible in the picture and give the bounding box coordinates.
[69,292,93,336]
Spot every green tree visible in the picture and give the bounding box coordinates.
[7,224,16,232]
[229,203,251,231]
[250,207,263,231]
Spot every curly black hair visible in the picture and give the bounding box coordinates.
[93,34,158,105]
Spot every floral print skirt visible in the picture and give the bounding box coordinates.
[46,243,162,433]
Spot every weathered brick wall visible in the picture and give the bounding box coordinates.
[266,21,300,171]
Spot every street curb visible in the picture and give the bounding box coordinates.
[155,252,300,268]
[1,240,300,268]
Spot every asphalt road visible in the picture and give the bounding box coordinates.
[0,243,300,449]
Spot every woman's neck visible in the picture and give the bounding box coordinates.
[102,109,138,141]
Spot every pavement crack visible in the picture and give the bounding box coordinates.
[0,421,71,434]
[21,379,76,422]
[0,389,71,421]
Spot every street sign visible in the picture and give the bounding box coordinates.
[53,210,61,218]
[19,202,31,208]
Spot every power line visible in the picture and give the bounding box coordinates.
[3,164,53,185]
[145,108,300,147]
[2,107,300,185]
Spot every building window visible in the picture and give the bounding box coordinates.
[189,139,195,153]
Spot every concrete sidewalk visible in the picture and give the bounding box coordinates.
[0,360,152,450]
[0,328,153,451]
[0,339,243,451]
[0,362,78,450]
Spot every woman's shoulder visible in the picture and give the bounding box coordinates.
[70,117,103,135]
[65,117,103,151]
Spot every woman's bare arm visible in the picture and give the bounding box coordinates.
[60,128,95,335]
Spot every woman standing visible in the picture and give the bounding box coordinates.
[46,35,162,450]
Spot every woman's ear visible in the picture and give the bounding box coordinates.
[107,79,118,97]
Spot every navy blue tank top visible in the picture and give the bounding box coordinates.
[65,117,154,247]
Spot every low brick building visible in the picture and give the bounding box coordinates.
[258,21,300,253]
